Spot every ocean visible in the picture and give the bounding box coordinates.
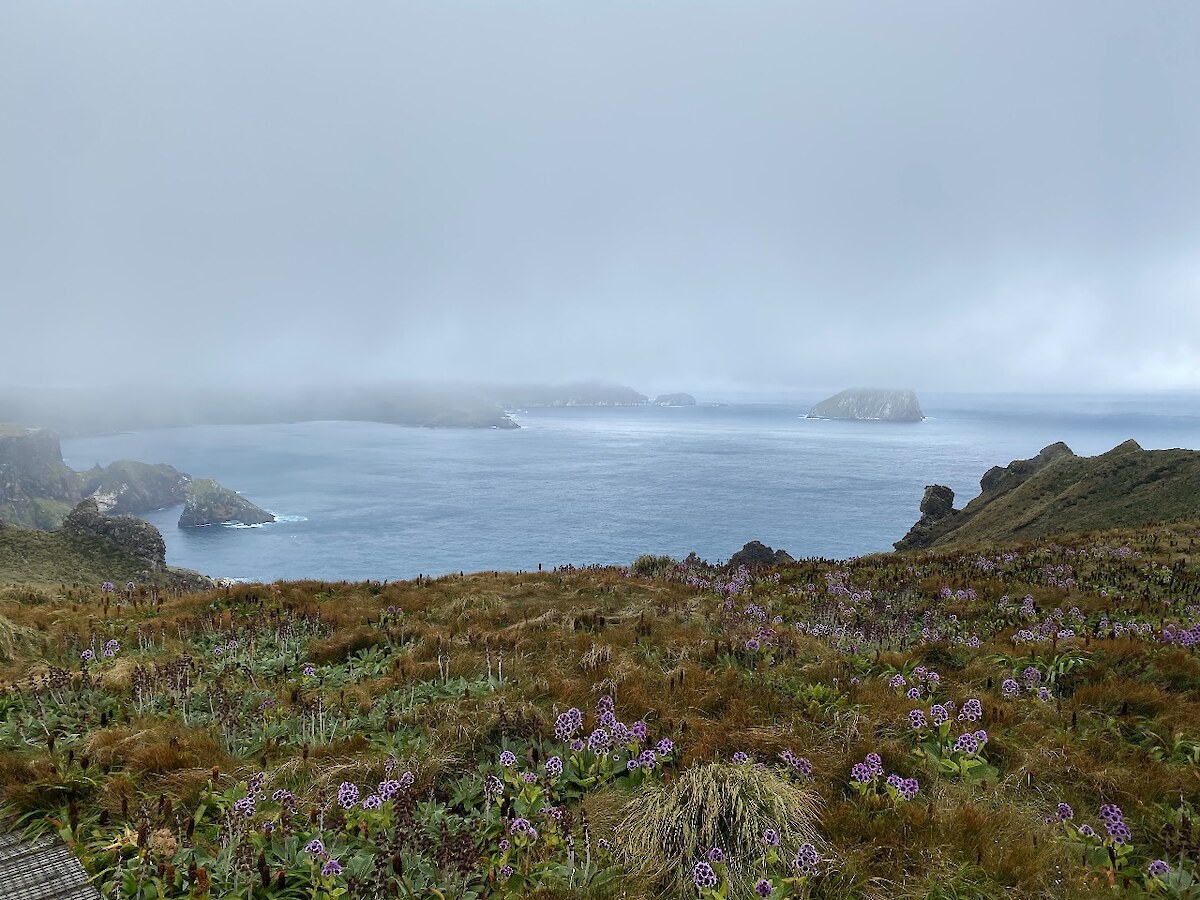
[60,392,1200,583]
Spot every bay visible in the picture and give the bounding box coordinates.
[59,392,1200,582]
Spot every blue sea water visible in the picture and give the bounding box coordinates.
[60,393,1200,583]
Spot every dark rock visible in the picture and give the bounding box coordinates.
[979,442,1074,495]
[894,485,958,552]
[62,497,167,569]
[729,540,792,569]
[179,479,275,527]
[919,485,956,520]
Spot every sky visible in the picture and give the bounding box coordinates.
[1,2,1198,395]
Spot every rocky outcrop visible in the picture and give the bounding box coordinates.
[807,389,924,422]
[729,540,795,569]
[0,426,80,528]
[79,460,191,514]
[654,393,697,407]
[895,440,1200,551]
[894,485,958,551]
[61,497,167,569]
[179,479,275,527]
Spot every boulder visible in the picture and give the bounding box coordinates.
[729,540,793,569]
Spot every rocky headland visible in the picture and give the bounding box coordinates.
[0,424,273,530]
[895,439,1200,550]
[807,388,924,422]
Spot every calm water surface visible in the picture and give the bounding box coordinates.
[60,393,1200,582]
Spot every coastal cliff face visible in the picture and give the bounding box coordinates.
[0,426,80,527]
[79,460,191,514]
[895,440,1200,551]
[808,389,924,422]
[62,497,167,569]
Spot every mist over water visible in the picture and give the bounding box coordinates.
[60,393,1200,582]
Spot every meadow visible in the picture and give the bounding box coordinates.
[3,522,1200,898]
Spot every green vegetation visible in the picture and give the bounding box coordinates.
[902,441,1200,551]
[0,525,193,587]
[3,521,1200,897]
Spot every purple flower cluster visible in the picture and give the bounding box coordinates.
[693,861,718,889]
[957,698,983,722]
[499,750,517,767]
[754,878,772,896]
[792,842,820,876]
[1098,804,1131,844]
[337,781,359,809]
[779,749,812,777]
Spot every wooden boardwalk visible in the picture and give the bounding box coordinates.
[0,831,98,900]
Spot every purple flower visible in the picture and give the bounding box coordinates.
[746,638,761,652]
[754,878,773,896]
[499,750,517,767]
[499,864,514,880]
[305,838,325,854]
[1056,803,1073,821]
[899,778,919,801]
[708,846,725,863]
[1078,824,1096,838]
[498,839,510,850]
[656,737,675,755]
[544,755,563,777]
[570,738,585,752]
[233,796,256,818]
[1002,678,1021,697]
[509,817,532,836]
[587,728,612,753]
[81,649,94,662]
[521,771,537,784]
[851,763,872,784]
[101,582,115,593]
[361,794,383,810]
[792,843,820,876]
[953,733,979,756]
[886,774,902,789]
[958,698,983,722]
[693,861,718,889]
[762,828,779,847]
[321,859,342,877]
[929,704,949,726]
[103,639,120,658]
[302,665,316,676]
[865,752,883,775]
[732,751,751,765]
[1148,859,1170,878]
[908,709,928,730]
[631,721,648,740]
[626,759,638,771]
[337,782,359,809]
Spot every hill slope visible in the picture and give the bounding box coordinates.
[896,439,1200,550]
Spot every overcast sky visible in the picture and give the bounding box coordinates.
[2,2,1197,394]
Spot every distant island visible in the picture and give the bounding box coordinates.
[0,424,273,529]
[807,388,924,422]
[653,393,696,407]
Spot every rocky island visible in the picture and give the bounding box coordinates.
[807,388,924,422]
[179,478,275,527]
[653,393,697,407]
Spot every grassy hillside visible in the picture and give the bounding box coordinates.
[0,523,205,589]
[903,441,1200,551]
[3,523,1200,897]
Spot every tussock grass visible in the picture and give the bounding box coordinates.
[615,761,823,893]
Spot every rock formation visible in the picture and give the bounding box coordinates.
[79,460,191,514]
[807,389,924,422]
[61,497,167,569]
[179,479,275,527]
[729,540,795,569]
